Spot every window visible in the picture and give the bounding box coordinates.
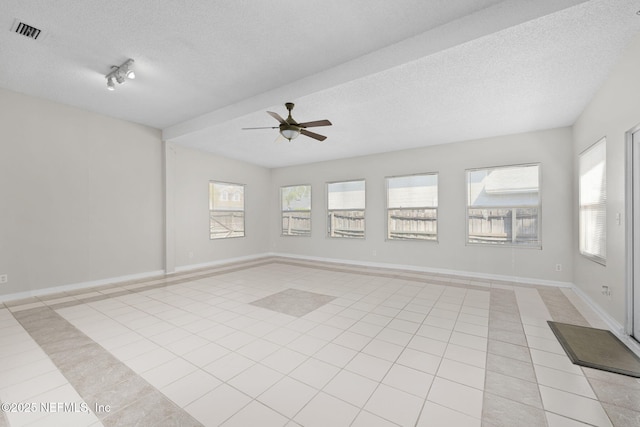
[579,138,606,264]
[327,180,365,238]
[209,181,245,239]
[466,164,540,247]
[386,174,438,241]
[281,185,311,236]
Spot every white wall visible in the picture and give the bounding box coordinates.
[271,127,574,284]
[169,144,271,270]
[573,32,640,327]
[0,88,164,297]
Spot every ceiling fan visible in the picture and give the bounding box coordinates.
[242,102,332,141]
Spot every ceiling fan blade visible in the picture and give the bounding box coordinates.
[274,133,286,144]
[242,126,278,130]
[297,119,332,128]
[300,129,327,141]
[267,111,286,124]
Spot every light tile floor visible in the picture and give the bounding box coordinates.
[0,257,639,426]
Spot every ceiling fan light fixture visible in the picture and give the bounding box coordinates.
[106,77,115,91]
[280,127,300,141]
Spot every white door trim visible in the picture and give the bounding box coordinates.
[626,124,640,341]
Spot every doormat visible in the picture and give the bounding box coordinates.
[547,321,640,378]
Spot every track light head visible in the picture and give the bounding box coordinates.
[104,58,136,91]
[122,59,136,79]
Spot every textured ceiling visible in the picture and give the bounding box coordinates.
[1,0,639,167]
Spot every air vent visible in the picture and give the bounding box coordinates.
[12,21,42,40]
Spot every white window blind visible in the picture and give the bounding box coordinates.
[281,185,311,236]
[466,164,540,246]
[386,174,438,241]
[579,138,606,264]
[327,180,365,238]
[209,182,245,239]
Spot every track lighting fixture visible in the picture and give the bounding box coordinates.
[105,59,136,91]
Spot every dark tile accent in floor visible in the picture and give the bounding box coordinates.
[12,307,203,427]
[250,288,336,317]
[482,392,547,427]
[486,353,537,383]
[537,288,590,327]
[587,377,640,412]
[482,289,547,426]
[487,339,531,363]
[581,367,640,426]
[601,402,640,427]
[484,370,542,409]
[488,328,528,347]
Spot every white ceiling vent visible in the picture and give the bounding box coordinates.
[11,20,43,40]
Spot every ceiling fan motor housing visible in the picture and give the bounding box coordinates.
[280,123,300,132]
[242,102,331,141]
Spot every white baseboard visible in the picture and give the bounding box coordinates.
[570,285,624,334]
[270,252,574,288]
[0,254,272,304]
[570,284,640,357]
[174,253,272,273]
[0,269,165,303]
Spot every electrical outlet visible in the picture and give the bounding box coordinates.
[0,275,7,284]
[601,285,611,298]
[372,250,377,256]
[555,264,562,272]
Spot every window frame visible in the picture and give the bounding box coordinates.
[326,179,366,239]
[385,172,439,242]
[209,181,246,240]
[280,184,312,237]
[579,137,607,265]
[465,163,542,248]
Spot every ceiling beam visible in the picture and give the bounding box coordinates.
[162,0,589,142]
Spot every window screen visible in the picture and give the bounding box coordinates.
[209,182,245,239]
[579,138,606,264]
[281,185,311,236]
[386,174,438,241]
[327,180,365,238]
[466,164,540,247]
